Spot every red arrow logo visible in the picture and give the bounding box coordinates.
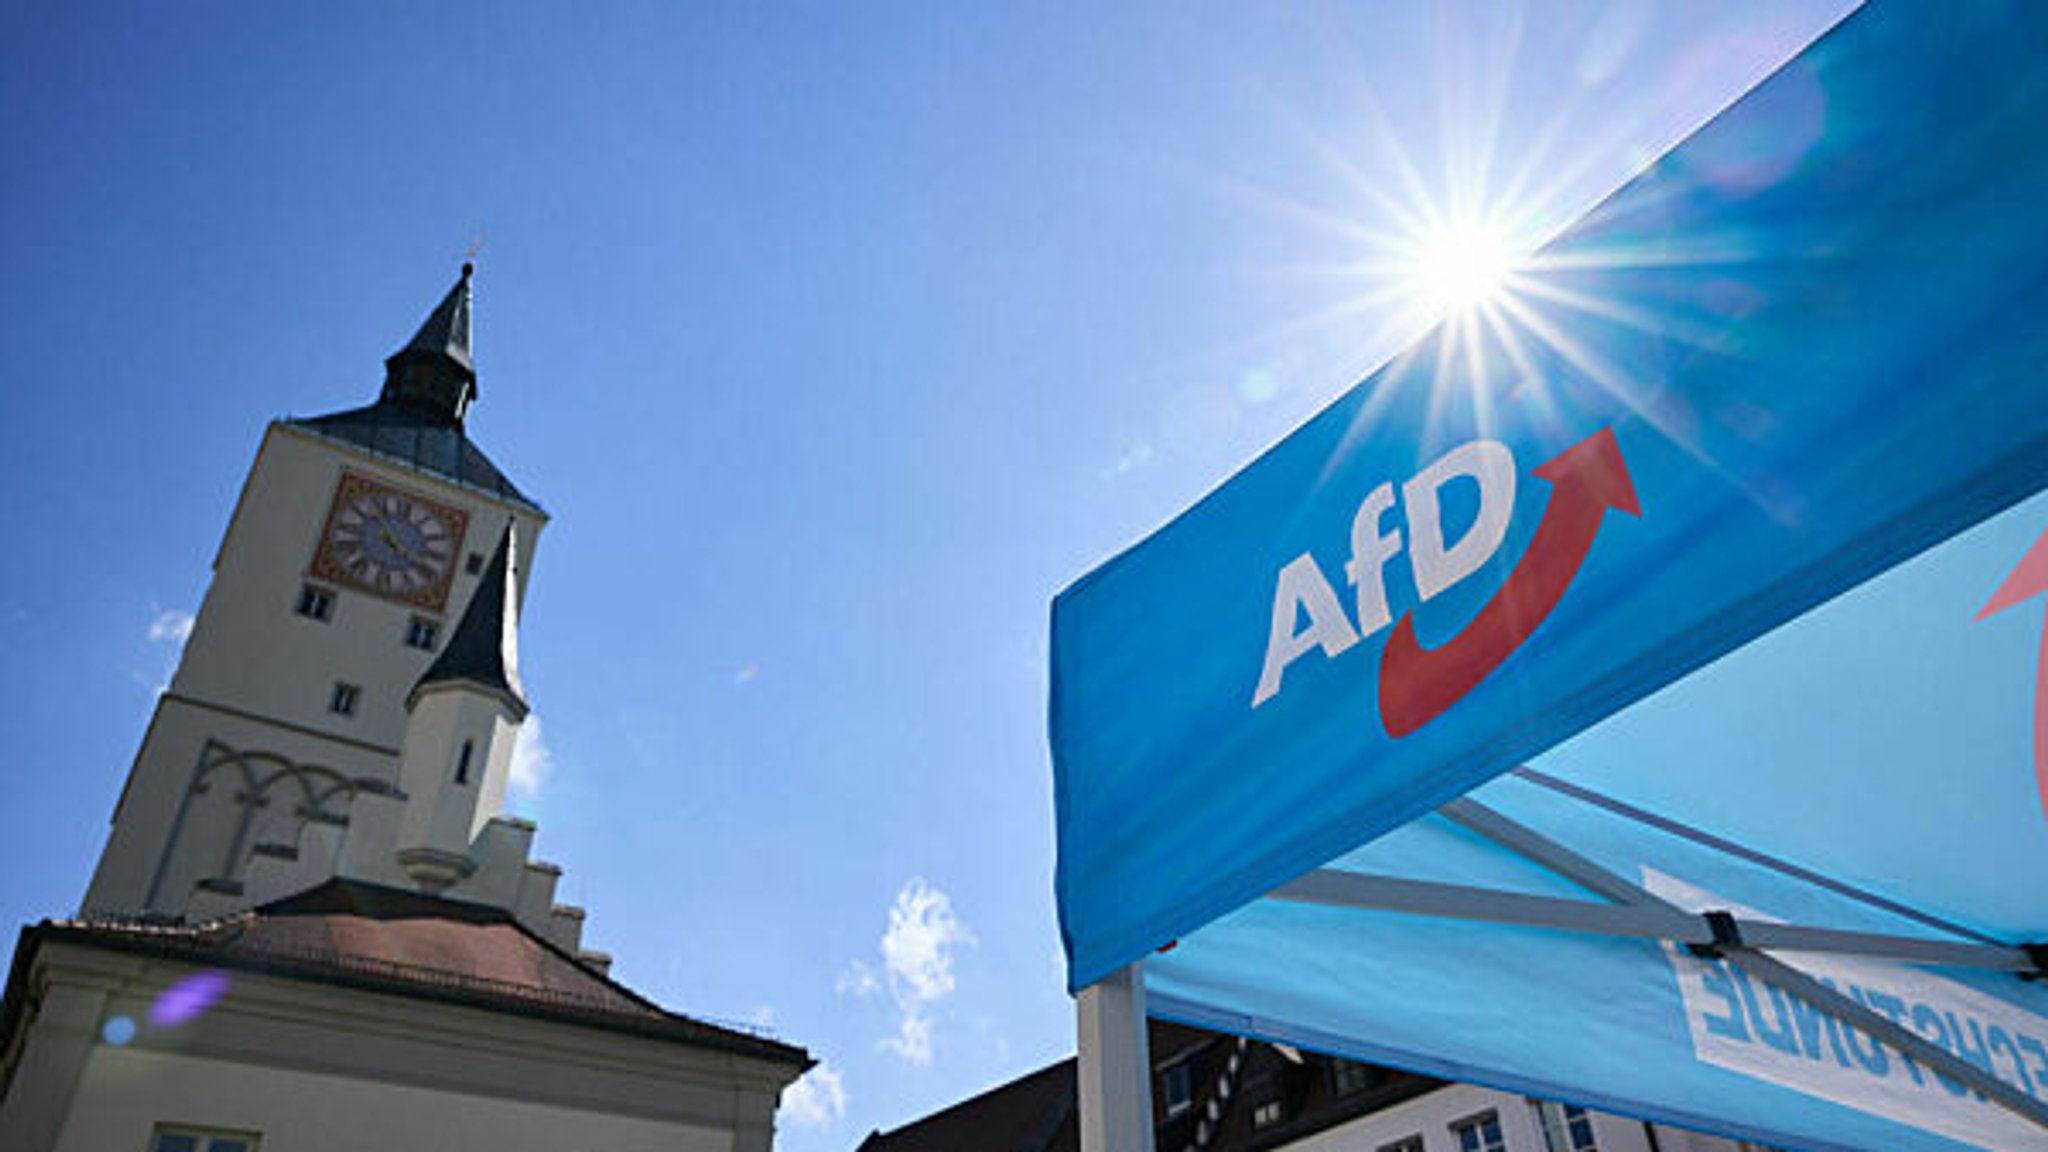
[1977,526,2048,821]
[1378,426,1640,738]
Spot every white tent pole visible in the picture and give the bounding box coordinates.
[1443,797,2048,1134]
[1078,961,1156,1152]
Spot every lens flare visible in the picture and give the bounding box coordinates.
[150,969,230,1027]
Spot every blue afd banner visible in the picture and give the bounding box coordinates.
[1149,484,2048,1151]
[1052,0,2048,991]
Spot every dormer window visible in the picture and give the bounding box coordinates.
[1161,1061,1192,1117]
[1331,1059,1381,1096]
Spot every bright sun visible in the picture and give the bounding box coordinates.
[1412,223,1518,313]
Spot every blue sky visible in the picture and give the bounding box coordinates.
[0,3,1862,1147]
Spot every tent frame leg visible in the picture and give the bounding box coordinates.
[1078,961,1156,1152]
[1438,797,2048,1134]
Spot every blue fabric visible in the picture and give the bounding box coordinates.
[1145,445,2048,1150]
[1051,0,2048,994]
[1149,752,2048,1152]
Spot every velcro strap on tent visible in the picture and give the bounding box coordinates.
[1685,909,1743,960]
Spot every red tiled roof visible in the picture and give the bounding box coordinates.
[15,879,806,1067]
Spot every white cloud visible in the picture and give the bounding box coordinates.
[148,609,194,645]
[143,608,196,699]
[835,959,880,998]
[508,714,552,799]
[882,877,973,1003]
[883,1012,936,1066]
[744,1004,777,1029]
[870,877,975,1067]
[781,1061,847,1129]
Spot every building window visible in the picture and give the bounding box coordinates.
[149,1127,260,1152]
[1331,1059,1381,1096]
[454,739,473,785]
[1451,1111,1506,1152]
[404,616,440,651]
[1530,1100,1599,1152]
[329,682,360,716]
[465,551,486,575]
[1252,1099,1285,1129]
[1161,1061,1192,1117]
[295,583,334,622]
[1377,1138,1425,1152]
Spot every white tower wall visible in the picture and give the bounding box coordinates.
[82,420,545,920]
[393,686,523,890]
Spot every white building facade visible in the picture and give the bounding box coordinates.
[1278,1080,1766,1152]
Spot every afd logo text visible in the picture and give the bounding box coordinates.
[1251,427,1638,737]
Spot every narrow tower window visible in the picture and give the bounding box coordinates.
[454,740,473,785]
[404,616,440,651]
[329,682,360,716]
[295,584,335,622]
[465,552,486,575]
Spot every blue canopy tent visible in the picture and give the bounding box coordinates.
[1050,3,2048,1149]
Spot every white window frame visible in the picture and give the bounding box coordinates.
[1529,1098,1599,1152]
[1450,1109,1506,1152]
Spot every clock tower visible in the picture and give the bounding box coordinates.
[81,266,591,955]
[4,265,812,1152]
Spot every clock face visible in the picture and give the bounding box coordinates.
[311,472,469,609]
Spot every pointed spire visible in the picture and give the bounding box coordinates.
[380,263,478,426]
[410,521,527,719]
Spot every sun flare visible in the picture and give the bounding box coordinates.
[1411,223,1518,313]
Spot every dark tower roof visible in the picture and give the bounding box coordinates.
[411,522,527,718]
[286,263,542,513]
[380,262,477,426]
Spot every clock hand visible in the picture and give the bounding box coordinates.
[376,522,432,569]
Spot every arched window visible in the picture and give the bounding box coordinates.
[454,740,473,785]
